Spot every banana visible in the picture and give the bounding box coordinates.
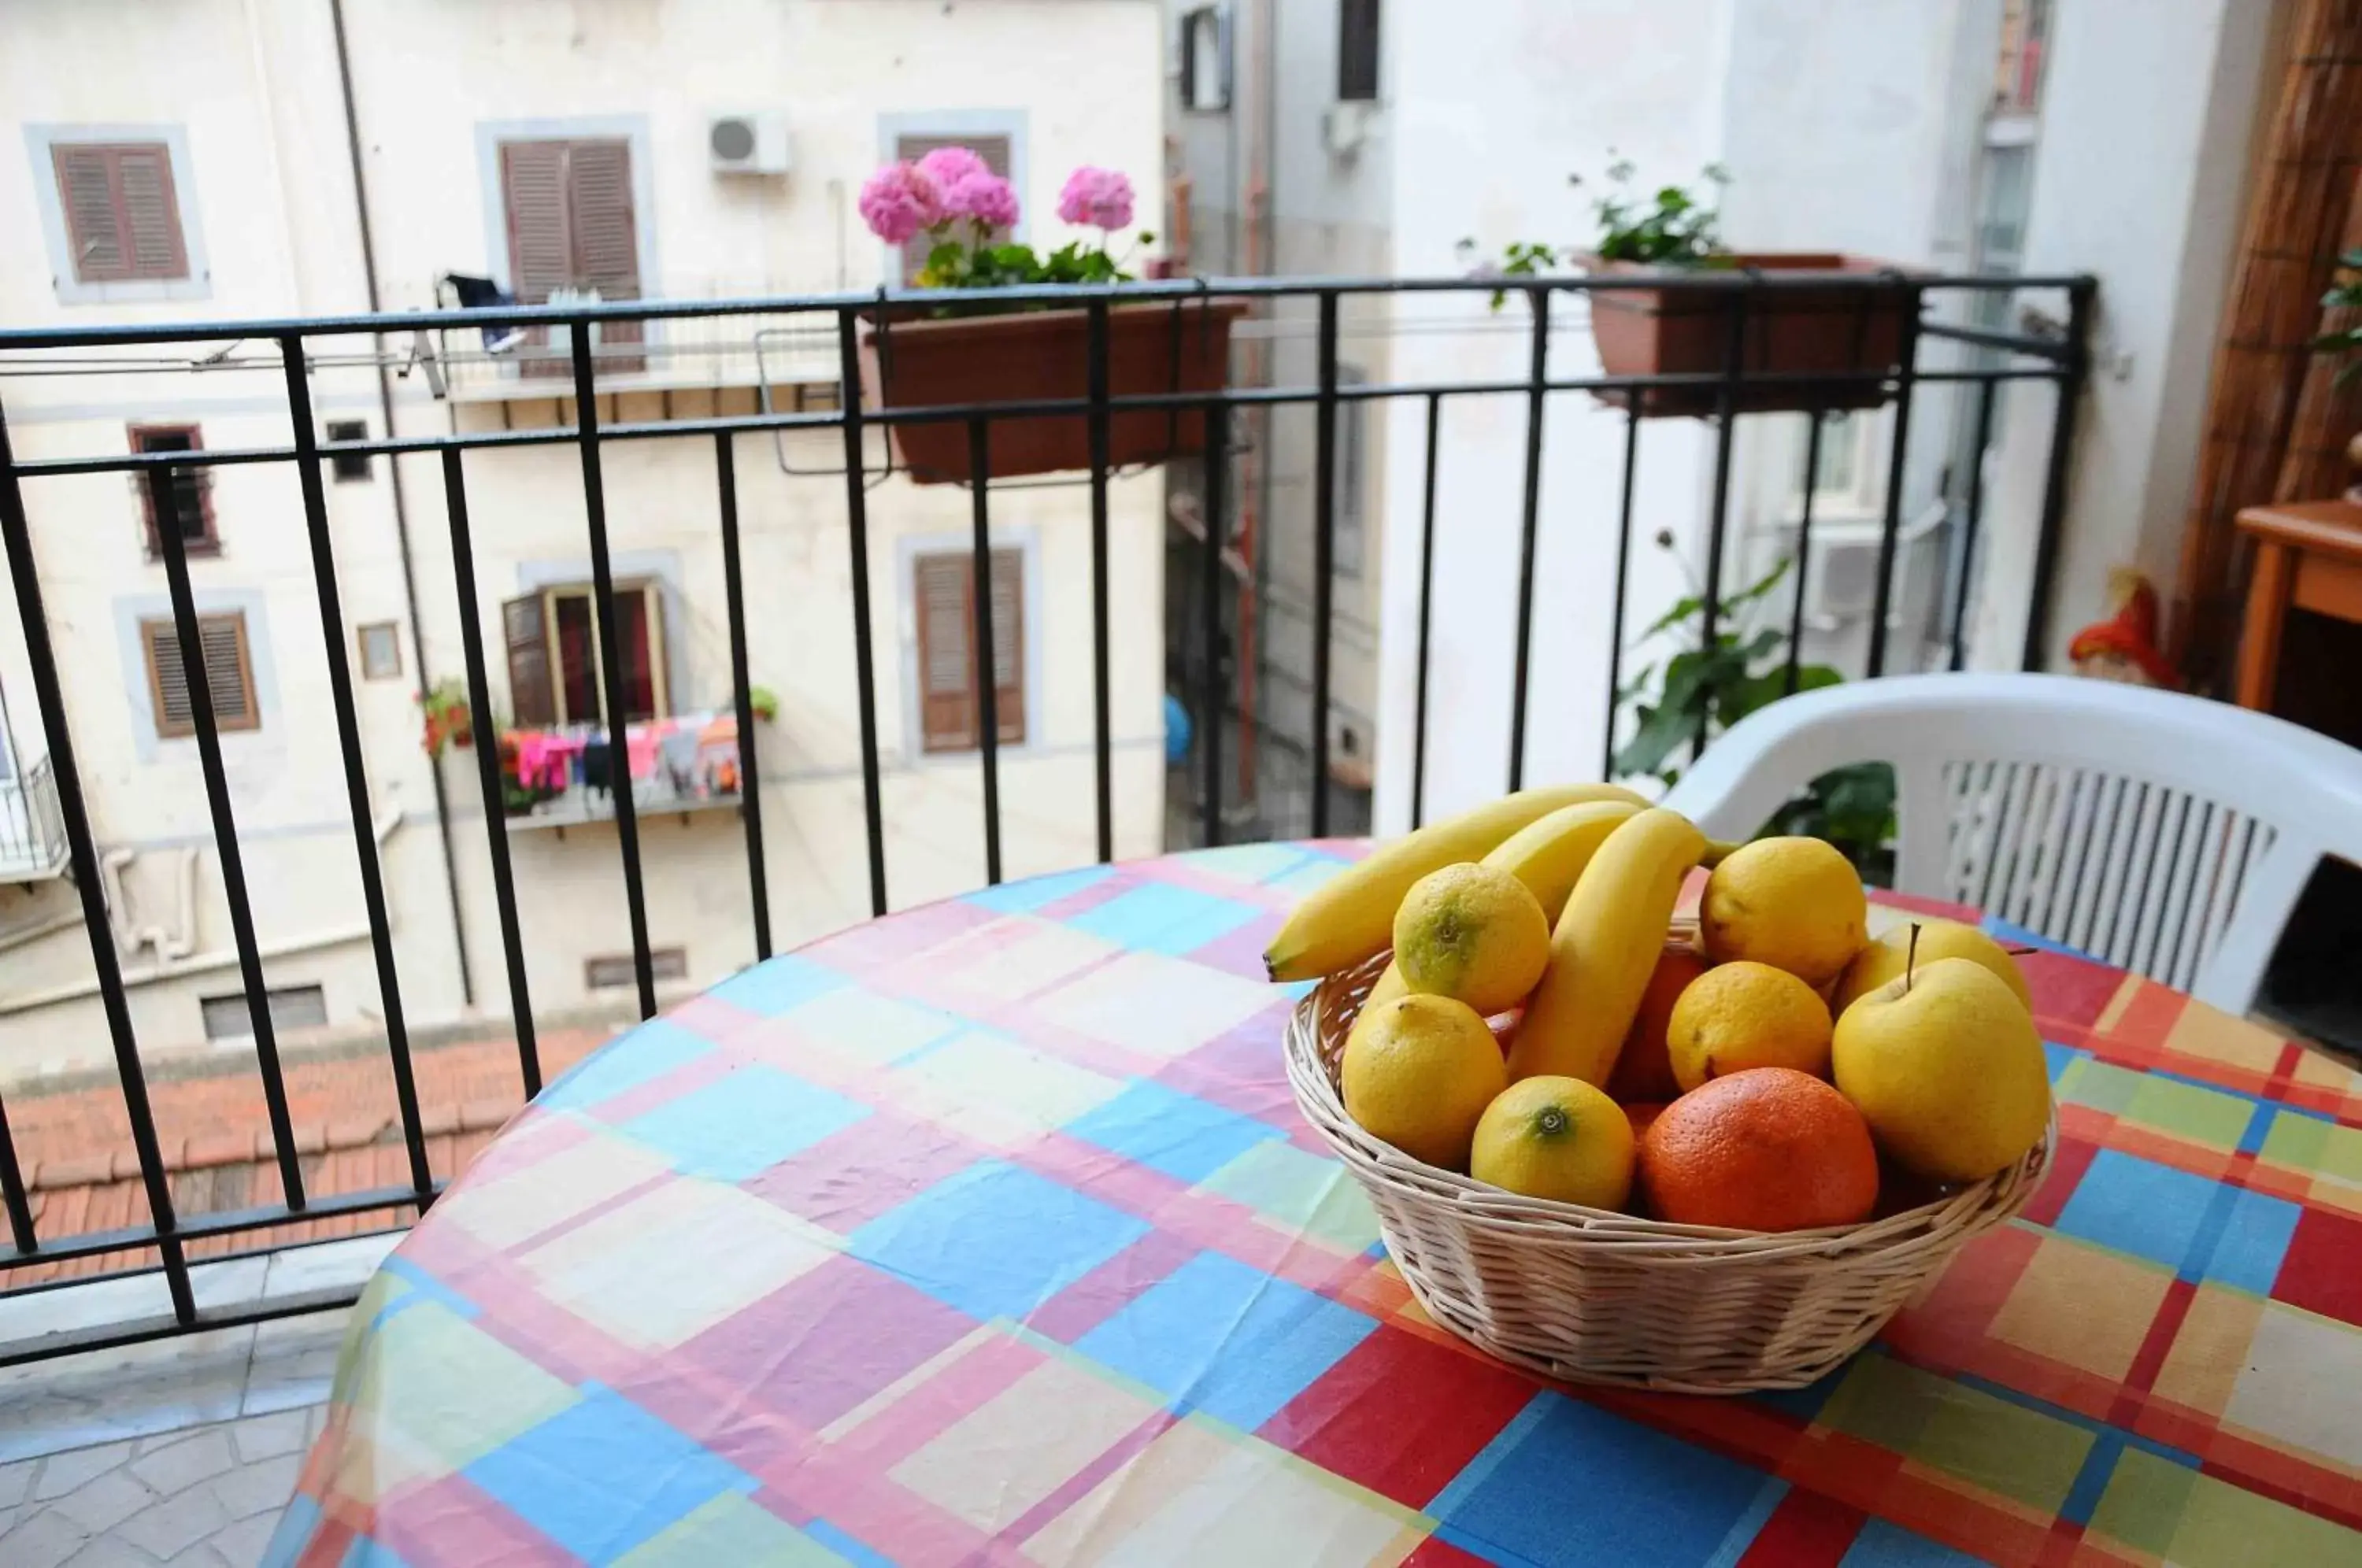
[1356,798,1644,1012]
[1507,806,1708,1086]
[1483,799,1649,922]
[1264,782,1648,982]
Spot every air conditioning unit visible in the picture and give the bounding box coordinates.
[709,113,791,176]
[1323,102,1375,158]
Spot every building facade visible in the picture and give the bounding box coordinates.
[0,0,1168,1080]
[1161,0,2282,836]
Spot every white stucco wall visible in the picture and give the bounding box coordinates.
[0,0,1168,1079]
[1374,0,1734,829]
[1969,0,2286,670]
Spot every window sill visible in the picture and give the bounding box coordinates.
[54,276,213,306]
[145,542,222,564]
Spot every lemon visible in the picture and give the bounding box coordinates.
[1470,1076,1634,1208]
[1834,919,2031,1015]
[1665,960,1832,1090]
[1340,993,1508,1170]
[1700,837,1868,986]
[1832,956,2051,1182]
[1392,862,1550,1015]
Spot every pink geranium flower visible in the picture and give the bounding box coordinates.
[942,172,1021,236]
[857,162,944,245]
[1057,167,1135,231]
[916,146,992,190]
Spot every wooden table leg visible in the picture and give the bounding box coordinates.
[2236,540,2294,710]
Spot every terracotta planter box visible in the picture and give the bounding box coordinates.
[858,299,1246,484]
[1584,253,1920,417]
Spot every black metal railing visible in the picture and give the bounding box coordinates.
[0,753,68,879]
[0,270,2094,1362]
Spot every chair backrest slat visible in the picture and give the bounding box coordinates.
[1662,673,2362,1015]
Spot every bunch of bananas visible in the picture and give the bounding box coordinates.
[1268,786,1720,1085]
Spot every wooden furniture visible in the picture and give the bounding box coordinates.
[2235,498,2362,712]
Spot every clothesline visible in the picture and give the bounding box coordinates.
[504,711,740,798]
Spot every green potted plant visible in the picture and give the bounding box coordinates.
[856,151,1243,483]
[417,677,472,760]
[1478,158,1919,418]
[746,684,779,724]
[1615,545,1896,884]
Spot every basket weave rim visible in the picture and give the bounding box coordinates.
[1286,952,2056,1255]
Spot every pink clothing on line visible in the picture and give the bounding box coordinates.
[625,719,677,781]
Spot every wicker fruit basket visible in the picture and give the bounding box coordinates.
[1283,951,2056,1393]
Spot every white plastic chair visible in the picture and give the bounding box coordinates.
[1661,672,2362,1016]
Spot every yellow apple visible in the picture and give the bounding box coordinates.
[1834,919,2031,1017]
[1831,956,2051,1183]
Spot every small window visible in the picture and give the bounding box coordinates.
[913,548,1025,753]
[585,948,687,989]
[52,142,189,283]
[129,424,215,558]
[893,134,1014,282]
[1334,365,1368,578]
[501,582,667,728]
[200,983,327,1041]
[141,611,259,738]
[1180,8,1231,113]
[1338,0,1381,102]
[324,419,372,483]
[357,622,402,681]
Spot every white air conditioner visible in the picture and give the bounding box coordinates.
[1323,102,1375,158]
[709,113,791,176]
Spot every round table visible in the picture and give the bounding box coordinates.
[270,845,2362,1566]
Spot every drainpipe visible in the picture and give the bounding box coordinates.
[328,0,475,1004]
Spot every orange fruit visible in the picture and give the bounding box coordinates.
[1605,945,1707,1103]
[1637,1068,1879,1232]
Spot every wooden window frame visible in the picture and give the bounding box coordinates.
[502,581,668,728]
[140,610,260,739]
[912,545,1027,756]
[129,423,217,560]
[52,140,190,284]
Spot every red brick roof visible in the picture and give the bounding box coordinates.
[6,1027,609,1285]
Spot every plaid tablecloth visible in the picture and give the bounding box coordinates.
[271,844,2362,1566]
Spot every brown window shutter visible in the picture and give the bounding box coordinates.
[891,134,1013,282]
[143,613,256,736]
[987,547,1024,744]
[502,595,557,727]
[115,146,187,279]
[52,143,186,283]
[565,140,640,301]
[502,139,642,374]
[565,139,644,368]
[143,619,191,734]
[54,146,127,281]
[501,142,575,305]
[915,554,977,753]
[200,614,257,730]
